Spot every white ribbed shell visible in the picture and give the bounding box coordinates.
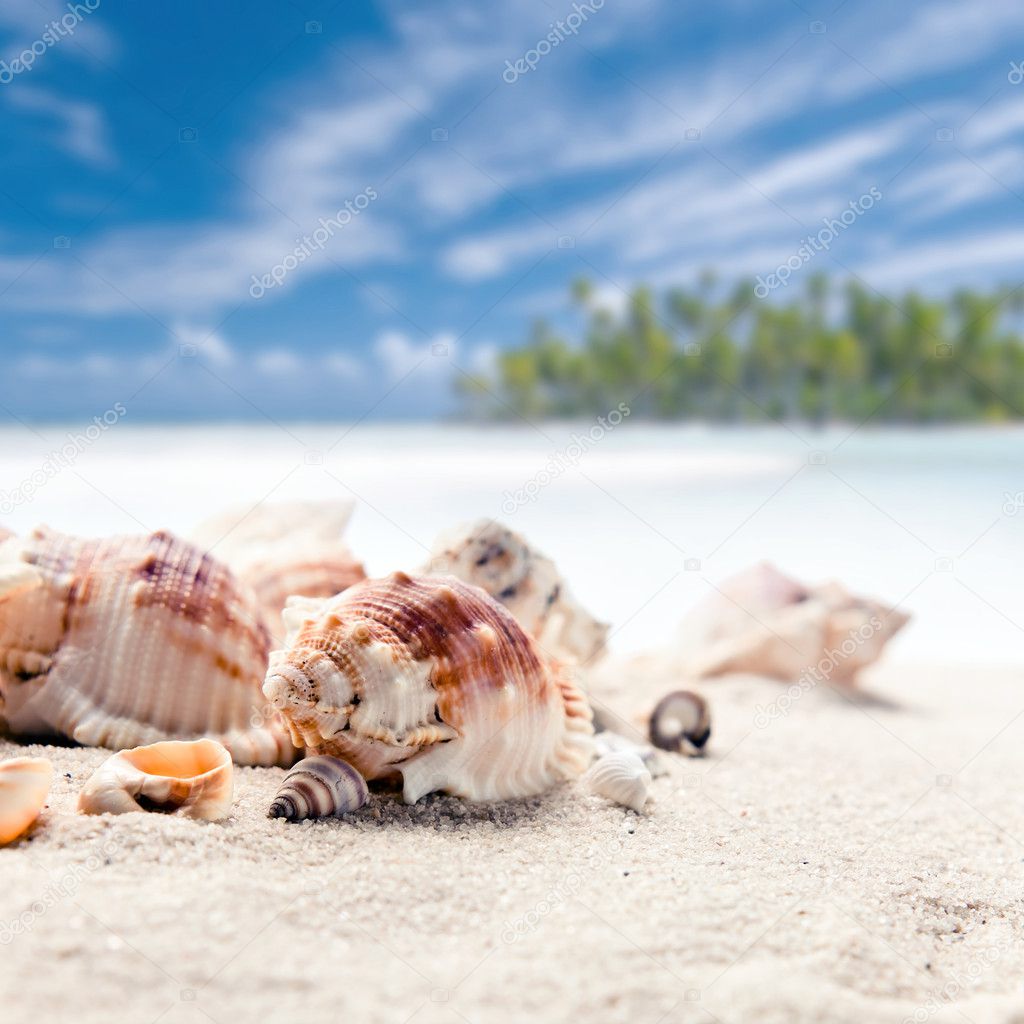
[264,572,594,802]
[583,751,651,812]
[0,527,293,765]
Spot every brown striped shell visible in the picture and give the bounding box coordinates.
[191,501,365,642]
[425,519,608,666]
[263,572,594,802]
[0,527,294,765]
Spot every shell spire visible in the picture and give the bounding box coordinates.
[264,573,594,803]
[268,755,368,821]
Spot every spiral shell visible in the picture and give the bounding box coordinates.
[77,739,233,820]
[680,562,910,684]
[268,755,368,821]
[649,691,710,755]
[264,572,594,802]
[191,501,365,642]
[0,527,294,766]
[582,751,651,812]
[0,756,52,845]
[425,519,608,665]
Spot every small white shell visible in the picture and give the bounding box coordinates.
[583,751,651,812]
[268,755,368,821]
[77,739,233,820]
[593,730,665,777]
[0,756,52,845]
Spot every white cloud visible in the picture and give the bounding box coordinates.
[5,86,115,168]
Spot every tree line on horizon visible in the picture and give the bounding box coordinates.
[456,273,1024,423]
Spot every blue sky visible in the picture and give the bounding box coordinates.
[1,0,1023,420]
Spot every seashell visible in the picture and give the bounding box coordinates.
[0,756,52,844]
[0,527,295,766]
[649,690,710,755]
[77,738,233,820]
[582,751,651,812]
[268,754,368,821]
[679,562,910,684]
[593,728,665,776]
[424,519,608,665]
[264,572,594,803]
[191,501,365,642]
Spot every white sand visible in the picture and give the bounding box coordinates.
[3,659,1023,1024]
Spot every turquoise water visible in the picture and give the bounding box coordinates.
[0,423,1020,664]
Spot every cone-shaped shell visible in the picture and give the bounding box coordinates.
[0,756,53,844]
[0,527,294,765]
[425,519,608,665]
[190,501,365,641]
[264,572,594,802]
[268,755,368,821]
[77,739,233,820]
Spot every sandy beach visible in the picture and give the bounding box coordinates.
[4,656,1023,1024]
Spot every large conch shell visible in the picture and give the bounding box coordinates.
[0,756,52,844]
[679,562,910,684]
[0,527,294,765]
[191,501,366,641]
[264,572,594,803]
[424,520,608,665]
[78,739,233,819]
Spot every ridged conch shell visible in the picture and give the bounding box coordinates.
[680,562,910,684]
[425,519,608,665]
[0,756,52,844]
[268,754,368,821]
[0,527,294,766]
[191,501,366,641]
[582,751,651,812]
[264,572,594,802]
[77,739,233,819]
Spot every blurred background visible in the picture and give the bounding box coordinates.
[0,1,1021,664]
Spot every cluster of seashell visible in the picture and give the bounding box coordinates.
[0,502,916,837]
